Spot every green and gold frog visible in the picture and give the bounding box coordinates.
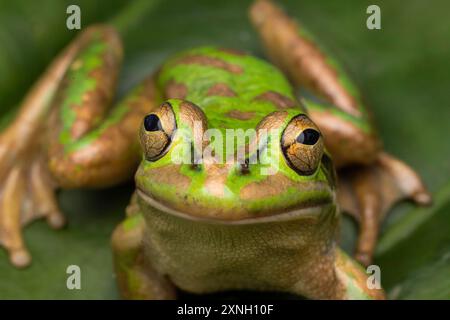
[0,0,430,299]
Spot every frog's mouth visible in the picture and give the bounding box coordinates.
[136,188,335,225]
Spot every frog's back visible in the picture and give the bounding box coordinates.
[156,46,304,131]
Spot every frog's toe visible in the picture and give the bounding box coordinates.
[10,248,32,268]
[29,158,66,229]
[413,191,432,206]
[0,166,32,268]
[354,252,372,268]
[47,212,66,229]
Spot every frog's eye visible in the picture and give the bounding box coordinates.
[281,114,324,175]
[140,102,176,161]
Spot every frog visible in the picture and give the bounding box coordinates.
[0,0,430,299]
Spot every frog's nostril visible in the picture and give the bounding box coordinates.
[240,159,250,175]
[190,163,202,172]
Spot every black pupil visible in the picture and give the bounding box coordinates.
[144,114,162,132]
[296,129,320,145]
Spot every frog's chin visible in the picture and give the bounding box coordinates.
[136,188,335,225]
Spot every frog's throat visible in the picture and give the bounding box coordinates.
[136,188,334,224]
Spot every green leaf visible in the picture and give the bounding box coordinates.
[389,253,450,300]
[375,183,450,299]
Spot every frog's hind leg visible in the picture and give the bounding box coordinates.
[0,25,127,268]
[112,196,176,300]
[338,153,431,266]
[0,30,85,236]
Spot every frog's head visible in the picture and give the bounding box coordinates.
[136,99,336,222]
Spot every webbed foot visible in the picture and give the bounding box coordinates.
[0,132,65,268]
[338,152,432,266]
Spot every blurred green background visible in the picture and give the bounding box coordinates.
[0,0,449,299]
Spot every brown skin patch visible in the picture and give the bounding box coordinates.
[179,101,208,130]
[179,101,208,151]
[240,174,292,200]
[239,172,330,204]
[217,48,247,56]
[255,91,297,109]
[146,165,191,190]
[225,110,255,120]
[256,111,289,132]
[164,80,187,99]
[206,83,236,97]
[203,164,231,198]
[308,109,380,168]
[175,55,243,74]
